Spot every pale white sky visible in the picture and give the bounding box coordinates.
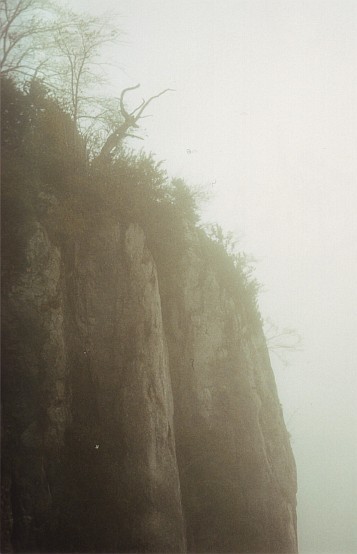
[59,1,357,551]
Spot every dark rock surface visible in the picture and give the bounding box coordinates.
[2,216,297,553]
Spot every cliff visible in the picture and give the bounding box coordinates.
[1,78,297,553]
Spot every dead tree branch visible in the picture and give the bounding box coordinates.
[98,84,174,159]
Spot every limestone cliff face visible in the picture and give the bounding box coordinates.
[164,240,297,552]
[1,216,297,553]
[2,221,68,552]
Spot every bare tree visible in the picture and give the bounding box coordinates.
[50,10,120,128]
[1,3,173,159]
[0,0,55,77]
[264,318,302,367]
[98,84,174,159]
[1,1,121,128]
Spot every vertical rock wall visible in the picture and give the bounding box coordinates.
[164,243,298,553]
[62,223,185,552]
[1,218,297,553]
[2,222,68,552]
[2,222,186,553]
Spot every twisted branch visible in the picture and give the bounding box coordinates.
[98,84,174,159]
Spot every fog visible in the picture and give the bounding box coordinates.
[62,1,357,551]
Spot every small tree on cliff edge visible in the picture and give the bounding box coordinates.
[264,318,302,368]
[1,1,174,160]
[1,1,119,143]
[0,0,52,77]
[97,84,175,160]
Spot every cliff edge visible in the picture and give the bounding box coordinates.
[1,77,297,553]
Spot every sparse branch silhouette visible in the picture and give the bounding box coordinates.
[264,318,302,367]
[98,84,174,159]
[0,0,54,77]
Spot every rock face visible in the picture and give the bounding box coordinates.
[1,217,298,552]
[164,243,297,552]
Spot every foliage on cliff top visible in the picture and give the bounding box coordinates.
[1,0,263,328]
[1,74,262,327]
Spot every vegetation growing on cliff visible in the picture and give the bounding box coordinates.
[2,75,262,327]
[1,0,263,327]
[1,6,299,553]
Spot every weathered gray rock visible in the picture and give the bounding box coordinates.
[2,217,297,553]
[2,222,68,552]
[65,223,186,552]
[164,240,298,553]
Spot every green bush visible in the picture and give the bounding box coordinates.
[1,77,262,328]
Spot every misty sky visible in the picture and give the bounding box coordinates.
[58,1,357,551]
